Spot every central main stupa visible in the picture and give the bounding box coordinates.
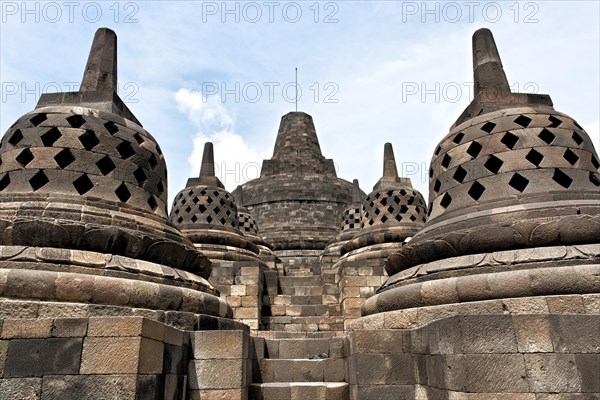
[233,112,358,254]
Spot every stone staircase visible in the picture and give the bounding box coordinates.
[250,335,350,400]
[262,268,345,332]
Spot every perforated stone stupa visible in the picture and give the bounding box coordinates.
[0,27,598,400]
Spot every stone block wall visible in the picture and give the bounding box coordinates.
[187,330,257,400]
[339,261,387,323]
[347,294,600,399]
[0,316,186,400]
[209,263,265,331]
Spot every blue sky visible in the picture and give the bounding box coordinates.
[1,1,599,204]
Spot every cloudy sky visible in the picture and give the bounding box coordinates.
[1,1,598,204]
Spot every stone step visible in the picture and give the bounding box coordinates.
[280,286,324,296]
[279,276,322,286]
[284,267,320,277]
[266,304,330,316]
[256,359,346,382]
[263,337,347,359]
[254,331,346,340]
[271,294,325,305]
[261,317,345,333]
[249,382,349,400]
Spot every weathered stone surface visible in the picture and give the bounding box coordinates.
[4,338,82,377]
[524,354,581,392]
[188,359,244,390]
[0,378,42,400]
[80,337,141,374]
[41,374,138,400]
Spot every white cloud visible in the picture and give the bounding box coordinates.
[175,88,270,191]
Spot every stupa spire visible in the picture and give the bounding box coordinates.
[472,28,511,96]
[80,28,118,93]
[187,142,224,188]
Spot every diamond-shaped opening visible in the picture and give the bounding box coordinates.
[78,130,100,151]
[433,179,441,193]
[399,189,407,196]
[563,149,579,166]
[400,205,408,213]
[572,132,584,145]
[191,215,198,223]
[387,206,395,214]
[29,170,49,191]
[219,198,226,206]
[30,113,47,127]
[552,169,572,189]
[374,208,381,215]
[213,190,220,197]
[501,132,519,149]
[177,216,183,224]
[380,215,388,223]
[148,154,158,169]
[96,155,116,175]
[206,215,213,223]
[484,155,504,174]
[185,206,191,213]
[590,172,600,187]
[440,193,452,209]
[407,197,414,205]
[200,189,206,196]
[453,132,465,144]
[199,205,207,213]
[220,217,227,225]
[393,196,400,204]
[54,148,75,169]
[115,182,131,202]
[409,215,417,222]
[16,148,34,167]
[157,180,164,194]
[116,141,135,159]
[394,214,402,222]
[514,115,532,128]
[41,127,62,147]
[8,129,24,146]
[207,197,213,204]
[0,173,10,191]
[525,149,544,167]
[548,116,562,128]
[104,121,119,135]
[591,156,600,170]
[434,145,441,155]
[133,133,144,144]
[73,174,94,195]
[481,122,496,133]
[192,196,199,204]
[538,128,555,145]
[466,141,483,158]
[174,208,179,215]
[453,166,467,183]
[66,115,86,128]
[508,173,529,192]
[133,167,147,184]
[147,195,158,211]
[441,154,451,168]
[467,181,485,200]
